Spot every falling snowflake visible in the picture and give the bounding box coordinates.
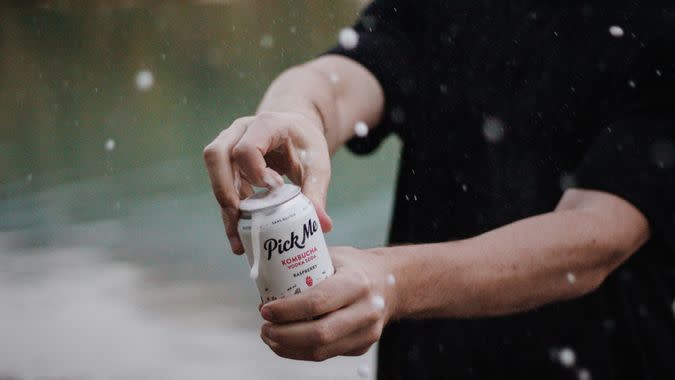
[329,72,340,84]
[655,69,662,77]
[609,25,624,38]
[371,295,385,310]
[259,34,274,49]
[461,184,468,192]
[339,27,359,50]
[567,272,577,284]
[387,274,396,286]
[628,80,636,88]
[26,173,32,182]
[354,121,369,137]
[649,140,675,169]
[559,174,578,191]
[104,138,116,152]
[558,347,577,368]
[577,368,592,380]
[134,70,154,91]
[482,117,505,143]
[357,364,371,378]
[390,107,406,124]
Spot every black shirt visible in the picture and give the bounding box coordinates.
[328,1,675,379]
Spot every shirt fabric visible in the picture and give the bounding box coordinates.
[328,1,675,379]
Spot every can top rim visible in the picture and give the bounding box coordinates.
[239,184,301,213]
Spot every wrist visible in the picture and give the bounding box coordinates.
[369,246,406,322]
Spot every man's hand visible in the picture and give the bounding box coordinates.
[259,246,397,361]
[203,110,333,254]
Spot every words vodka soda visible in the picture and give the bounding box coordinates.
[238,184,334,303]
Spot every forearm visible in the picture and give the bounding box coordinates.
[381,189,650,319]
[257,55,384,154]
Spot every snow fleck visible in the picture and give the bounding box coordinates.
[567,272,577,284]
[371,295,385,310]
[354,121,369,137]
[482,117,505,143]
[289,26,297,34]
[387,274,396,286]
[357,364,371,378]
[390,107,406,124]
[298,149,309,165]
[114,201,121,210]
[439,84,448,94]
[559,174,577,191]
[558,347,577,368]
[259,34,274,49]
[656,69,662,77]
[104,138,116,152]
[628,80,636,88]
[26,173,32,182]
[413,195,418,201]
[160,53,166,61]
[649,140,675,169]
[310,176,318,184]
[134,70,154,91]
[404,194,410,201]
[338,27,359,50]
[671,299,675,318]
[577,368,592,380]
[329,72,340,84]
[461,184,468,192]
[609,25,624,38]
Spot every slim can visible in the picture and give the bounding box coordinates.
[238,184,334,303]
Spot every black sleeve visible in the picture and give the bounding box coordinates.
[324,0,426,155]
[575,35,675,235]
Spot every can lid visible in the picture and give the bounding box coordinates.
[239,184,301,213]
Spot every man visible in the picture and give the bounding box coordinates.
[204,0,675,378]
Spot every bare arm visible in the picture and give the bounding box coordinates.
[259,189,650,361]
[381,188,651,318]
[257,55,384,154]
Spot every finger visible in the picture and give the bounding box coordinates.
[221,208,243,254]
[232,114,287,188]
[301,150,332,232]
[262,298,381,348]
[261,269,369,323]
[204,120,250,253]
[262,323,381,362]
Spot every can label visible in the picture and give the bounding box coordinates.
[238,193,333,303]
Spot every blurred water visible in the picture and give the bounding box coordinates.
[0,2,399,379]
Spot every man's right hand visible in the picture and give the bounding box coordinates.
[203,109,333,255]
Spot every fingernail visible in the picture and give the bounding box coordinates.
[263,325,276,340]
[230,237,244,254]
[261,306,274,321]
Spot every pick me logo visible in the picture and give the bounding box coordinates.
[263,219,319,260]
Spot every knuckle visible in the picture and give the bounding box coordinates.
[363,307,381,324]
[312,323,334,345]
[308,291,329,315]
[352,270,373,295]
[202,143,220,164]
[366,326,382,345]
[309,349,328,362]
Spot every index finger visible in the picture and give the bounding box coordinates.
[260,269,369,323]
[203,119,250,252]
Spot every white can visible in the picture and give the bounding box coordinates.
[238,184,334,303]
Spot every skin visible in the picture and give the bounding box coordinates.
[204,55,651,361]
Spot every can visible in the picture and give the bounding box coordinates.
[237,184,334,303]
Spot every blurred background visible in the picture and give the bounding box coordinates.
[0,1,401,379]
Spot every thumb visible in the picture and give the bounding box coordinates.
[301,171,332,233]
